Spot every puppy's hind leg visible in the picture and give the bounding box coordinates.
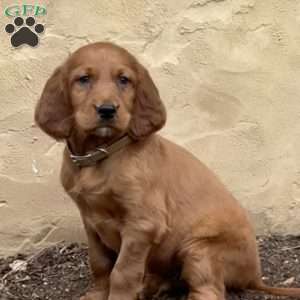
[180,245,225,300]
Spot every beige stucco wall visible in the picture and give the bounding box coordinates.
[0,0,300,256]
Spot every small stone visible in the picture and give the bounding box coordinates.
[21,275,31,281]
[282,277,295,285]
[9,260,27,272]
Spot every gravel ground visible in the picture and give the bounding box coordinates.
[0,235,300,300]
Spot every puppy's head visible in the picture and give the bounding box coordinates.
[35,42,166,142]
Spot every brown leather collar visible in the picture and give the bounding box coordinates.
[66,135,132,168]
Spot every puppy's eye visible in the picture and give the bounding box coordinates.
[118,75,130,86]
[77,75,90,86]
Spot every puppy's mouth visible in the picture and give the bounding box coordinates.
[93,126,115,138]
[90,117,126,139]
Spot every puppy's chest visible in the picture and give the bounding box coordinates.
[70,171,125,252]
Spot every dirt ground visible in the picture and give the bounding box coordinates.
[0,235,299,300]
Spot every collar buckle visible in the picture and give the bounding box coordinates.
[95,147,109,156]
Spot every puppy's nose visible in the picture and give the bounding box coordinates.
[95,104,117,120]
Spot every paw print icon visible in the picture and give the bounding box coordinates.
[5,17,45,48]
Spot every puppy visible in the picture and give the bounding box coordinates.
[35,42,300,300]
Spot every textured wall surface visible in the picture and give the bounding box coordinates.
[1,0,300,256]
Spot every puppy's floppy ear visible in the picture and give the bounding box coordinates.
[35,66,73,140]
[129,65,166,140]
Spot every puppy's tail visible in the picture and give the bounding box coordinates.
[249,281,300,297]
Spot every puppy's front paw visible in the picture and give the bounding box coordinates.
[139,275,172,300]
[80,289,108,300]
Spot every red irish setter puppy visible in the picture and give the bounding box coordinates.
[35,42,300,300]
